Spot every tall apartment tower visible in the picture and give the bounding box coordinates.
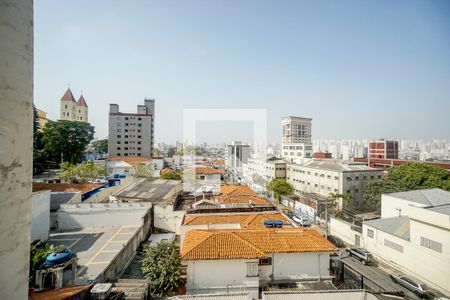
[60,88,89,122]
[226,141,250,170]
[368,139,399,159]
[281,116,313,164]
[108,99,155,159]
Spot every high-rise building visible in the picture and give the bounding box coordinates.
[281,116,313,164]
[108,99,155,159]
[60,88,89,122]
[368,140,399,159]
[226,141,250,170]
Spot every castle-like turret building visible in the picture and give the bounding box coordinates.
[60,88,88,122]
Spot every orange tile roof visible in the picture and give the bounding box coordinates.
[32,182,102,193]
[211,159,225,166]
[183,212,291,228]
[189,168,224,175]
[160,168,176,175]
[214,185,269,205]
[181,228,338,260]
[109,157,151,164]
[219,185,257,196]
[216,194,271,205]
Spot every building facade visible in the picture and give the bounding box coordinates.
[60,88,89,122]
[226,141,250,170]
[108,99,155,159]
[368,140,398,159]
[286,159,384,207]
[281,116,313,164]
[362,189,450,295]
[243,156,286,192]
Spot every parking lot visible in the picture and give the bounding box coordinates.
[48,225,140,283]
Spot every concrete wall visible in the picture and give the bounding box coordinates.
[329,217,361,246]
[0,0,33,298]
[363,220,450,295]
[31,191,51,241]
[154,204,185,234]
[381,195,423,218]
[57,203,152,230]
[96,208,152,283]
[184,259,259,297]
[272,252,331,281]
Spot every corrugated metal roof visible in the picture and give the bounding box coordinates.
[262,290,379,300]
[386,188,450,206]
[364,216,410,240]
[113,178,181,203]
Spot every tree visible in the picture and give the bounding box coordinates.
[42,120,95,164]
[328,192,352,210]
[133,163,153,178]
[161,169,182,180]
[266,179,294,202]
[33,107,45,163]
[59,161,107,183]
[167,147,176,157]
[251,173,265,186]
[364,163,450,207]
[141,241,183,297]
[91,139,108,155]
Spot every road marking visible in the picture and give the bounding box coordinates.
[100,250,120,253]
[85,227,125,266]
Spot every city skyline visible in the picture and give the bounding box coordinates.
[34,0,450,143]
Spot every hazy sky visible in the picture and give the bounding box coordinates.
[34,0,450,144]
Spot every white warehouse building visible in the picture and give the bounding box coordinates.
[362,189,450,295]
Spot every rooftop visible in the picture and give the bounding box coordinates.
[426,203,450,216]
[186,167,224,175]
[33,182,103,193]
[364,216,410,240]
[170,294,250,300]
[299,159,382,172]
[183,212,291,228]
[214,185,271,206]
[60,88,76,102]
[386,188,450,206]
[181,228,337,260]
[108,157,151,164]
[262,290,379,300]
[113,178,182,204]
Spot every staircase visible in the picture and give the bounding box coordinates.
[112,278,149,300]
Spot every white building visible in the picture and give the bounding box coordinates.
[286,159,384,207]
[106,157,163,177]
[243,156,287,192]
[181,228,337,298]
[362,189,450,295]
[281,116,313,164]
[226,141,250,171]
[183,167,223,193]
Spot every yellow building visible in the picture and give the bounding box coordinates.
[35,108,48,131]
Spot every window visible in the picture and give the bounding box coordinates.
[259,257,272,265]
[420,237,442,253]
[125,117,129,120]
[65,105,67,109]
[384,239,403,253]
[117,141,121,144]
[246,262,258,277]
[137,153,141,156]
[117,135,121,138]
[367,229,374,238]
[334,176,338,180]
[138,135,142,138]
[138,117,141,120]
[116,147,121,150]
